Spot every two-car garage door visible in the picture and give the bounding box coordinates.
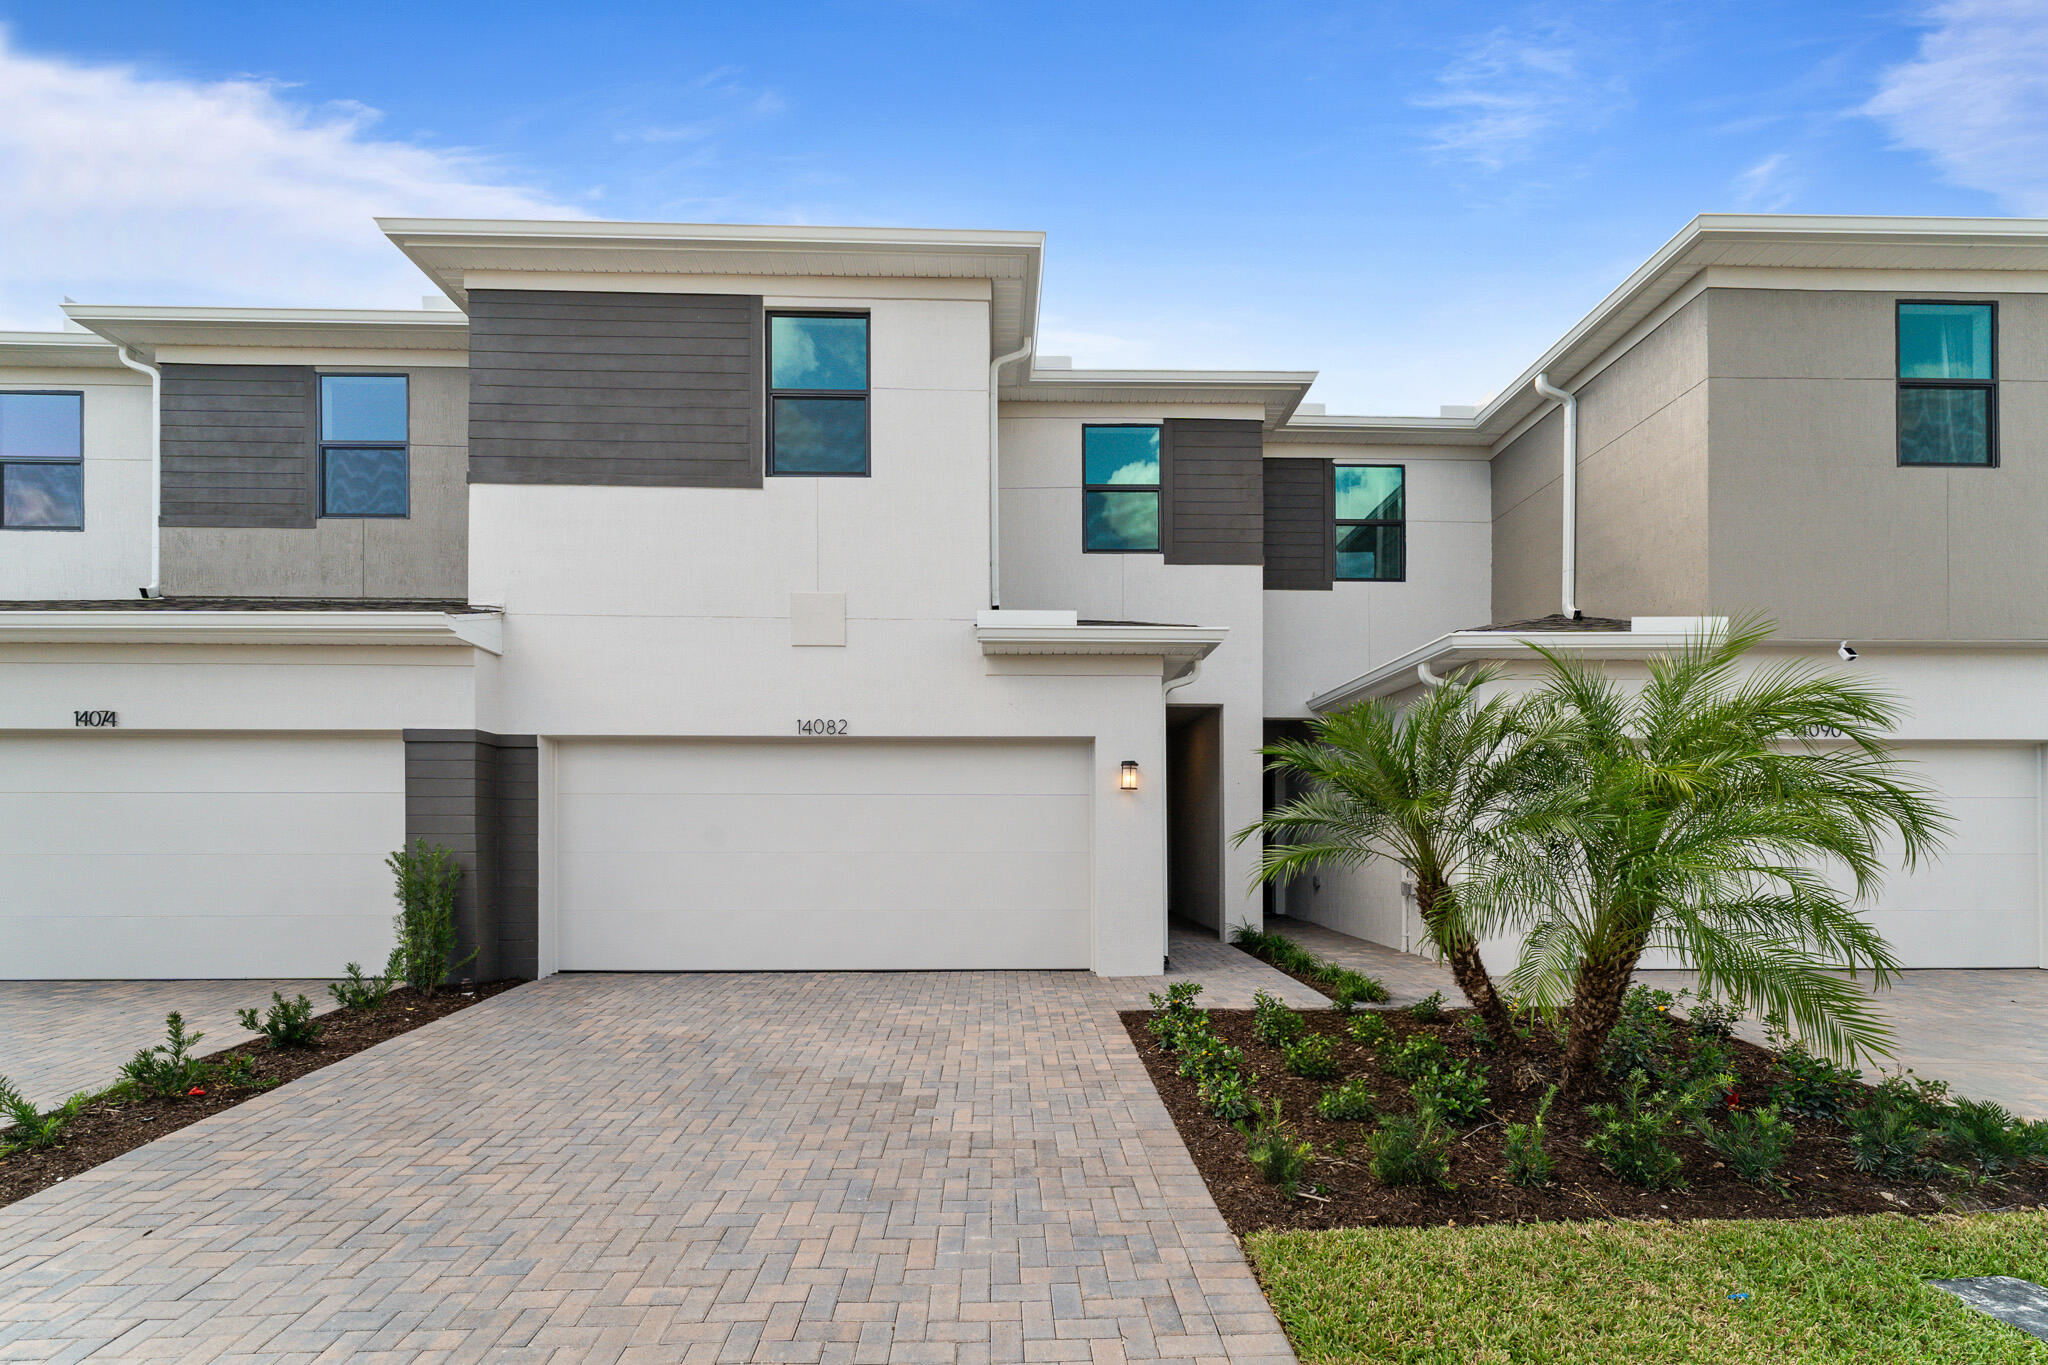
[554,739,1093,970]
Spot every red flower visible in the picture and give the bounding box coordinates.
[187,1086,207,1097]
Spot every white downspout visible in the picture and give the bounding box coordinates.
[1532,373,1580,620]
[115,345,162,598]
[1416,660,1447,689]
[987,337,1033,608]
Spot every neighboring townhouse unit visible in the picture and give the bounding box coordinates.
[3,213,2046,981]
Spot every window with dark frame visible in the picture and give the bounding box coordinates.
[1082,425,1161,552]
[0,390,84,530]
[1898,301,1996,467]
[1334,464,1404,581]
[768,312,870,476]
[319,374,410,517]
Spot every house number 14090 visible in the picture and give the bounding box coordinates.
[796,718,848,736]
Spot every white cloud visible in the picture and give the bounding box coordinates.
[1734,152,1797,210]
[1866,0,2048,211]
[1418,22,1620,171]
[0,27,583,328]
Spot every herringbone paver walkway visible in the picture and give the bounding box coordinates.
[0,980,328,1109]
[0,932,1312,1364]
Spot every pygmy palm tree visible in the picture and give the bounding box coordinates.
[1494,617,1949,1093]
[1237,667,1560,1043]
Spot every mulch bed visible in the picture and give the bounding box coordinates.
[1123,1003,2048,1236]
[1,980,522,1210]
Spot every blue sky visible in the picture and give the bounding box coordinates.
[2,1,2044,413]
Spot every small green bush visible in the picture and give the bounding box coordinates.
[1198,1070,1262,1123]
[1348,1013,1390,1048]
[1763,1017,1862,1123]
[1407,991,1446,1023]
[236,991,322,1049]
[330,952,401,1012]
[1177,1035,1246,1085]
[1583,1069,1725,1190]
[1704,1105,1797,1188]
[1367,1107,1455,1188]
[1685,997,1743,1043]
[1243,1099,1314,1196]
[1502,1087,1556,1186]
[388,838,474,994]
[1148,981,1209,1051]
[1326,969,1390,1011]
[1377,1033,1450,1082]
[1315,1078,1379,1122]
[0,1078,86,1153]
[1252,990,1304,1048]
[1283,1032,1342,1080]
[1940,1098,2037,1179]
[1847,1102,1946,1181]
[1602,985,1682,1082]
[1411,1060,1489,1126]
[1461,1012,1496,1052]
[122,1012,213,1099]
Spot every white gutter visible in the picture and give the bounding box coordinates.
[1532,373,1580,620]
[1163,658,1203,697]
[988,337,1034,608]
[113,346,161,597]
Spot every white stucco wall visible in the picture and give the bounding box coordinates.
[0,368,152,599]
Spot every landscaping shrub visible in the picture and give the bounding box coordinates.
[1148,982,1208,1050]
[1176,1035,1245,1086]
[1229,926,1389,1011]
[1582,1068,1725,1190]
[1252,990,1304,1047]
[1601,986,1682,1082]
[1377,1033,1450,1082]
[1282,1033,1341,1080]
[122,1012,213,1099]
[1462,1012,1496,1052]
[236,991,322,1049]
[0,1078,85,1153]
[1348,1013,1390,1048]
[1315,1078,1378,1122]
[1846,1101,1946,1181]
[1939,1098,2038,1180]
[1242,1099,1314,1197]
[1502,1086,1556,1186]
[1703,1106,1796,1189]
[1326,968,1390,1011]
[1197,1070,1261,1123]
[1367,1107,1454,1189]
[387,838,473,993]
[1762,1018,1863,1123]
[1407,990,1446,1023]
[330,953,400,1012]
[1411,1059,1489,1126]
[1163,1010,1221,1057]
[1684,996,1742,1043]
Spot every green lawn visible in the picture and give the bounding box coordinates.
[1247,1212,2048,1364]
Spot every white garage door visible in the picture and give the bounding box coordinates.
[555,739,1093,970]
[1856,744,2040,968]
[0,733,405,979]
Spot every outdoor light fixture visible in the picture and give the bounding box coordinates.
[1120,760,1140,791]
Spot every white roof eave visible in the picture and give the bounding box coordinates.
[0,610,502,654]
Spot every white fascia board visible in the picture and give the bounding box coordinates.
[62,305,469,358]
[1003,369,1317,428]
[0,610,498,651]
[0,331,126,370]
[1306,629,1700,712]
[976,622,1228,660]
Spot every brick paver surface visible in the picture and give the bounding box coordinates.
[0,980,329,1109]
[0,931,1309,1364]
[1252,917,1458,1006]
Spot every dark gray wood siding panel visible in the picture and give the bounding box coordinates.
[1263,457,1333,590]
[403,730,540,981]
[159,364,315,528]
[1161,418,1263,566]
[467,289,763,488]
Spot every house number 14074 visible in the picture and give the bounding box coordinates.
[796,718,848,736]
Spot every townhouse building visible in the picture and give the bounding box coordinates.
[2,214,2044,980]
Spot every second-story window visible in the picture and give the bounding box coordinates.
[1082,425,1161,552]
[1898,301,1995,466]
[769,312,869,475]
[320,374,409,516]
[1334,464,1404,581]
[0,391,83,530]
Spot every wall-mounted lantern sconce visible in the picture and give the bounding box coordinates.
[1120,760,1140,791]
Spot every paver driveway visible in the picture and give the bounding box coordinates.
[0,932,1316,1364]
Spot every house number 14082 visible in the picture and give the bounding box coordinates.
[796,718,848,736]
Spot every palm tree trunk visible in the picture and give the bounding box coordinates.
[1560,936,1646,1094]
[1415,878,1516,1047]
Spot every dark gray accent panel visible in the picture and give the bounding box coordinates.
[467,289,764,488]
[159,364,316,528]
[1161,418,1264,566]
[1263,457,1333,590]
[403,730,540,981]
